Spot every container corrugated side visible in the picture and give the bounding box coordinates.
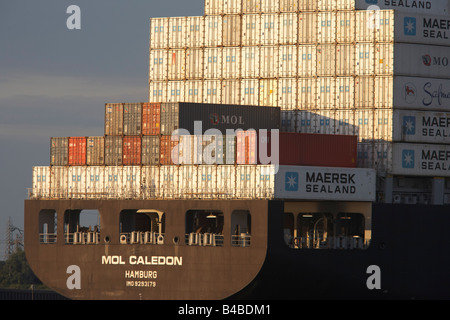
[241,79,259,105]
[186,16,204,48]
[167,81,185,103]
[298,45,316,77]
[186,48,204,79]
[159,165,179,198]
[318,12,336,43]
[141,166,160,198]
[336,77,355,109]
[104,166,124,199]
[105,103,124,136]
[86,166,105,198]
[355,10,376,43]
[260,46,279,78]
[217,165,236,198]
[168,17,186,49]
[355,76,374,108]
[299,0,317,11]
[297,77,317,110]
[50,166,68,198]
[148,81,167,102]
[298,13,318,44]
[242,0,261,13]
[205,16,223,47]
[86,137,104,166]
[68,166,87,199]
[179,165,198,197]
[160,135,179,165]
[205,0,222,15]
[281,110,297,132]
[337,11,356,43]
[259,79,278,107]
[203,80,221,104]
[317,44,336,76]
[168,49,186,80]
[336,44,355,76]
[317,77,336,109]
[185,80,203,103]
[68,137,87,166]
[222,80,241,105]
[223,15,241,46]
[123,103,142,135]
[242,46,260,78]
[354,0,448,15]
[236,165,257,198]
[123,166,141,198]
[204,48,222,79]
[123,136,141,165]
[32,167,51,198]
[222,47,240,79]
[50,137,68,166]
[279,13,298,45]
[261,14,279,46]
[142,102,161,135]
[278,78,297,110]
[198,165,217,198]
[279,45,298,77]
[150,18,168,49]
[142,136,160,165]
[280,0,298,12]
[242,14,261,46]
[149,50,168,81]
[105,136,123,165]
[355,43,375,76]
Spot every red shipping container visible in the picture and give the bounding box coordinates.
[123,136,141,165]
[160,135,179,165]
[68,137,87,165]
[236,130,257,164]
[142,103,161,135]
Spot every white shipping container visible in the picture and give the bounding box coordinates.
[241,79,259,105]
[217,165,236,198]
[335,109,357,136]
[355,109,375,142]
[123,166,141,199]
[374,108,394,141]
[374,76,393,108]
[256,165,276,198]
[259,79,278,107]
[278,78,297,110]
[391,143,450,177]
[186,48,203,80]
[186,16,204,48]
[32,167,51,199]
[141,166,160,198]
[355,43,375,76]
[168,49,185,80]
[357,142,375,171]
[336,44,355,76]
[280,0,298,12]
[336,76,355,109]
[298,13,318,44]
[203,80,221,104]
[68,166,87,199]
[222,80,241,105]
[261,0,279,13]
[297,110,316,133]
[205,16,223,47]
[204,47,222,79]
[205,0,223,15]
[374,142,393,175]
[223,0,242,14]
[242,0,261,13]
[260,46,279,78]
[242,14,261,46]
[160,166,179,198]
[179,165,198,198]
[355,10,376,42]
[354,0,449,15]
[279,45,298,77]
[167,81,185,102]
[50,166,68,199]
[236,165,257,198]
[261,14,279,45]
[280,13,298,45]
[337,11,356,43]
[317,77,336,109]
[149,50,168,81]
[318,0,337,11]
[168,17,186,48]
[375,10,394,43]
[313,109,336,134]
[299,0,318,11]
[198,165,217,198]
[86,166,105,199]
[274,166,376,202]
[281,110,297,132]
[242,47,260,78]
[354,76,374,108]
[150,18,169,49]
[223,15,241,46]
[222,47,241,79]
[317,44,336,76]
[318,12,337,43]
[104,166,124,199]
[298,77,317,110]
[298,45,316,77]
[149,81,167,102]
[185,80,203,103]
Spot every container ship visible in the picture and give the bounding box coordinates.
[25,0,450,300]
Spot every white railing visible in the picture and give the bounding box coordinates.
[185,233,224,246]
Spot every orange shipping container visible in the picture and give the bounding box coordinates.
[142,103,161,135]
[68,137,87,165]
[160,135,179,165]
[123,136,141,165]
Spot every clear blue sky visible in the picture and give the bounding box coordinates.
[0,0,204,258]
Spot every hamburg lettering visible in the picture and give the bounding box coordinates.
[385,0,431,9]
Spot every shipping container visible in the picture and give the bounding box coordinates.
[186,16,204,48]
[160,135,179,165]
[297,77,317,110]
[104,166,124,199]
[241,79,259,105]
[32,167,51,198]
[199,134,236,165]
[217,165,236,198]
[355,109,374,142]
[281,110,297,132]
[336,76,355,109]
[373,108,393,142]
[261,14,279,45]
[142,103,160,135]
[354,0,449,15]
[223,15,241,46]
[105,136,123,166]
[86,166,105,198]
[68,137,87,166]
[260,46,279,78]
[337,11,356,43]
[355,10,376,42]
[299,0,318,11]
[86,137,104,166]
[259,79,278,107]
[279,13,298,45]
[256,165,275,198]
[198,165,217,198]
[148,81,167,102]
[167,81,186,103]
[141,166,160,198]
[318,12,336,43]
[123,103,142,135]
[298,13,318,44]
[203,80,221,104]
[50,137,68,166]
[123,166,141,198]
[242,14,261,46]
[355,43,375,76]
[168,49,186,80]
[159,165,179,198]
[221,80,241,105]
[280,0,298,12]
[222,47,240,79]
[335,109,357,136]
[242,46,260,78]
[204,48,222,79]
[261,0,279,13]
[68,166,87,199]
[224,0,242,14]
[317,77,336,109]
[149,50,168,81]
[50,166,68,198]
[185,80,203,103]
[242,0,261,13]
[178,135,200,164]
[336,44,355,76]
[142,136,160,165]
[186,48,204,80]
[123,136,141,165]
[278,78,297,110]
[317,44,336,76]
[105,103,124,136]
[236,165,257,198]
[205,0,222,15]
[354,76,374,108]
[298,45,316,77]
[237,130,257,164]
[179,165,198,197]
[150,18,169,49]
[205,16,223,47]
[168,17,186,48]
[274,166,376,202]
[279,45,298,77]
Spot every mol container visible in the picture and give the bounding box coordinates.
[68,137,87,166]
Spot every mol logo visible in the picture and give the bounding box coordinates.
[285,172,298,192]
[403,116,416,135]
[404,82,417,104]
[422,54,449,67]
[402,150,415,169]
[404,17,416,36]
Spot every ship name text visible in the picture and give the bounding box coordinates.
[102,255,182,266]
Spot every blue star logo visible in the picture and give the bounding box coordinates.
[403,116,416,135]
[404,17,416,36]
[402,150,415,169]
[285,172,299,192]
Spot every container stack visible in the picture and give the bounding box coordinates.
[148,0,450,204]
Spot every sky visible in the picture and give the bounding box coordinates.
[0,0,204,259]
